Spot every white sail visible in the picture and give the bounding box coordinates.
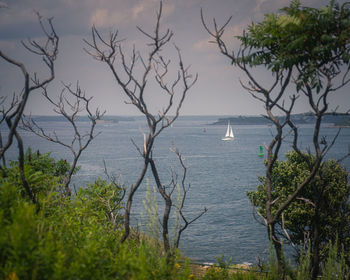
[229,126,234,138]
[225,124,231,137]
[222,122,234,141]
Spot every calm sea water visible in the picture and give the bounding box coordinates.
[3,116,350,264]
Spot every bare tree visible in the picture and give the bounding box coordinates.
[102,160,126,226]
[84,1,199,253]
[0,94,19,171]
[201,3,350,276]
[0,14,58,206]
[170,147,208,250]
[22,82,104,196]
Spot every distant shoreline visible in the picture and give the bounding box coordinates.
[21,114,350,127]
[211,113,350,127]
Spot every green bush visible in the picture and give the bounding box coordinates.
[0,152,190,279]
[247,151,350,266]
[1,149,71,198]
[322,240,349,280]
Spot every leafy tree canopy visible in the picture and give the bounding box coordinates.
[237,0,350,91]
[247,151,350,261]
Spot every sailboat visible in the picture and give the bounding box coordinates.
[222,122,234,141]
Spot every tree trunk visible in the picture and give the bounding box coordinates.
[269,224,286,277]
[149,158,172,254]
[6,118,38,207]
[311,205,321,279]
[162,197,172,253]
[120,161,149,243]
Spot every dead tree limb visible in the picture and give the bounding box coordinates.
[22,82,104,195]
[0,14,58,206]
[103,160,126,226]
[170,147,208,249]
[201,8,350,275]
[0,95,19,171]
[85,1,198,251]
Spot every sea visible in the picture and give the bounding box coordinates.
[2,115,350,265]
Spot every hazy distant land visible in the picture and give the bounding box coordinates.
[24,113,350,127]
[212,113,350,127]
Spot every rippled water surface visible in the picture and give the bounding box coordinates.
[3,116,350,264]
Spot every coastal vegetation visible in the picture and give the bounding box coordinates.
[247,151,350,274]
[0,151,349,279]
[203,0,350,278]
[0,151,190,279]
[1,0,350,279]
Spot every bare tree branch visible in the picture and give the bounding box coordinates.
[0,14,58,206]
[201,8,350,275]
[22,82,104,195]
[85,1,198,254]
[170,147,208,249]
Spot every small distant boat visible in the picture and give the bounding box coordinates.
[222,122,234,141]
[258,145,264,157]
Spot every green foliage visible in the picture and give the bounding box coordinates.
[199,256,267,280]
[78,178,124,226]
[322,239,349,280]
[142,181,160,242]
[247,150,350,266]
[236,0,350,91]
[199,256,232,280]
[0,152,191,279]
[295,246,311,280]
[1,148,73,198]
[266,242,279,280]
[23,148,71,178]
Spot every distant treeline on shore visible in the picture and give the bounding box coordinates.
[27,115,135,123]
[212,113,350,127]
[21,113,350,127]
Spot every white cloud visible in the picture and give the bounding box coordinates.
[132,3,145,19]
[88,0,175,30]
[132,0,175,21]
[90,8,128,28]
[0,7,37,26]
[193,37,213,51]
[1,0,349,116]
[194,17,250,53]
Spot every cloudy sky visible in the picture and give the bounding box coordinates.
[1,0,349,116]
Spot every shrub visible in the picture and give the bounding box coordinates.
[247,150,350,268]
[0,152,190,279]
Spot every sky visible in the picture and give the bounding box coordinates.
[0,0,349,116]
